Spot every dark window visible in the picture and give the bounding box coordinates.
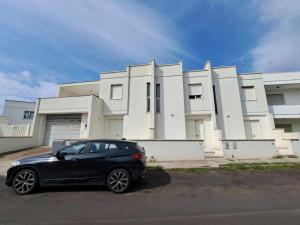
[89,142,109,153]
[189,95,201,99]
[213,85,218,114]
[275,124,293,133]
[108,143,118,151]
[89,142,119,154]
[147,82,150,112]
[156,83,160,113]
[188,83,202,100]
[23,111,34,119]
[267,94,285,105]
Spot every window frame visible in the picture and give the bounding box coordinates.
[266,94,285,105]
[188,83,203,100]
[146,82,150,112]
[23,111,34,119]
[156,83,160,113]
[241,85,257,101]
[110,84,123,100]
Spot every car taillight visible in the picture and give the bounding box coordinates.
[131,153,144,160]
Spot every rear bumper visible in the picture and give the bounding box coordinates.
[131,161,146,181]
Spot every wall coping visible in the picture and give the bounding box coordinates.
[132,139,204,142]
[0,136,33,138]
[221,139,275,141]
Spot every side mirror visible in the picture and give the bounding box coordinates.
[56,151,65,160]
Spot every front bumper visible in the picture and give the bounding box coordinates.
[5,167,15,186]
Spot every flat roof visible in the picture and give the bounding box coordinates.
[58,80,100,86]
[5,99,35,103]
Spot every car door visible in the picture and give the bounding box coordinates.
[79,141,114,183]
[41,142,89,184]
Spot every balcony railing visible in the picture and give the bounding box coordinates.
[269,105,300,118]
[0,124,31,137]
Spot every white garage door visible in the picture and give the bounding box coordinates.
[44,114,81,146]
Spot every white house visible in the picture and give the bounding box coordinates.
[0,100,35,138]
[2,60,300,159]
[1,100,36,125]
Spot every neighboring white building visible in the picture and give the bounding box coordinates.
[1,100,36,125]
[28,61,300,157]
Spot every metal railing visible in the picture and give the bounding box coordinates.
[0,124,31,137]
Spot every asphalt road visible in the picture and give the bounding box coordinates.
[1,169,300,225]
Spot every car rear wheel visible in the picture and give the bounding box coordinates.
[107,168,131,193]
[12,169,38,195]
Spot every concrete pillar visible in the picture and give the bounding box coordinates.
[149,60,156,139]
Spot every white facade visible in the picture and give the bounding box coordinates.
[1,100,36,125]
[24,60,300,158]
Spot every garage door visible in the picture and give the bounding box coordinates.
[44,114,81,146]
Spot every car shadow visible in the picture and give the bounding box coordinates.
[35,167,171,194]
[130,167,171,192]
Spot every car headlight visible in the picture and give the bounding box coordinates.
[11,161,20,166]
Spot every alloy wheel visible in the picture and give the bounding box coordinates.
[107,169,130,193]
[13,170,36,194]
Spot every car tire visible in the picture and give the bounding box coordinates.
[107,168,131,194]
[12,169,38,195]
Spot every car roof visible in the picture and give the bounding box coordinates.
[77,139,137,145]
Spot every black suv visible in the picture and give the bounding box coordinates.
[6,140,146,194]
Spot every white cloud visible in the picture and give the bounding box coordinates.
[1,0,189,64]
[0,71,58,113]
[251,0,300,72]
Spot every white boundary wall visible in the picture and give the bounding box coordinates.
[0,137,34,154]
[136,140,204,161]
[222,140,277,159]
[290,139,300,157]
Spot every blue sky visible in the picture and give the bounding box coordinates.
[0,0,300,111]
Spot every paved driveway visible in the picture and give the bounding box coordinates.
[1,169,300,225]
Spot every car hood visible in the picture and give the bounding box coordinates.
[16,153,58,165]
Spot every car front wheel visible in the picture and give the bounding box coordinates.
[12,169,38,195]
[107,168,131,193]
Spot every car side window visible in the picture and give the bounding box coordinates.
[89,142,120,153]
[108,144,118,151]
[89,142,109,154]
[60,143,87,155]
